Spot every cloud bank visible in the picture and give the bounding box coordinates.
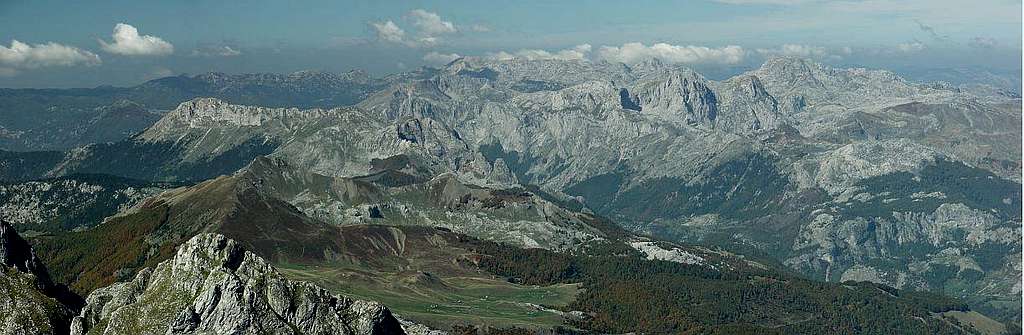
[409,9,457,36]
[487,44,592,61]
[372,9,473,47]
[0,40,101,71]
[429,42,754,67]
[100,23,174,56]
[371,20,407,44]
[597,43,745,64]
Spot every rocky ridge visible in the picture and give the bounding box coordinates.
[70,233,405,335]
[0,221,74,335]
[3,56,1020,323]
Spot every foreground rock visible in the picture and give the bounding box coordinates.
[70,233,406,335]
[0,221,73,335]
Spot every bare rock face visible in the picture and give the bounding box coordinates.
[0,221,73,335]
[810,139,939,195]
[752,57,942,109]
[0,176,170,234]
[70,233,404,335]
[0,222,48,276]
[627,70,718,126]
[712,74,782,133]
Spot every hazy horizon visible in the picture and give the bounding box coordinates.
[1,0,1021,89]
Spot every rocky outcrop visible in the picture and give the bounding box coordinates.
[627,70,718,126]
[0,175,169,234]
[712,74,783,132]
[787,202,1021,320]
[140,98,364,137]
[808,139,940,195]
[0,222,49,277]
[752,57,946,110]
[0,221,74,335]
[70,233,405,335]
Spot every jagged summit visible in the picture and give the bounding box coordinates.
[627,68,718,125]
[0,221,48,276]
[0,221,76,335]
[139,97,370,140]
[70,233,405,335]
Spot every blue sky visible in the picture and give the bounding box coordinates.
[0,0,1020,87]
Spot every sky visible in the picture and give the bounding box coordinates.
[0,0,1020,88]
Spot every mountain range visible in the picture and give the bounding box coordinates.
[0,56,1019,334]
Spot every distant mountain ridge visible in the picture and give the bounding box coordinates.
[1,56,1020,328]
[0,70,387,152]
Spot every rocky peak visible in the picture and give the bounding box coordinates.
[0,221,47,276]
[754,57,827,91]
[627,69,718,125]
[239,155,291,177]
[711,74,783,133]
[442,57,473,74]
[752,56,938,109]
[0,221,76,335]
[148,97,266,130]
[757,56,818,73]
[538,81,618,112]
[71,233,406,335]
[737,75,772,99]
[635,57,666,69]
[141,97,359,141]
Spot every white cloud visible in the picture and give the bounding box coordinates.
[597,42,745,64]
[100,23,174,56]
[423,51,461,65]
[0,40,101,70]
[487,44,592,61]
[191,45,241,57]
[756,44,830,59]
[373,10,465,47]
[896,41,925,52]
[371,20,407,44]
[409,9,457,36]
